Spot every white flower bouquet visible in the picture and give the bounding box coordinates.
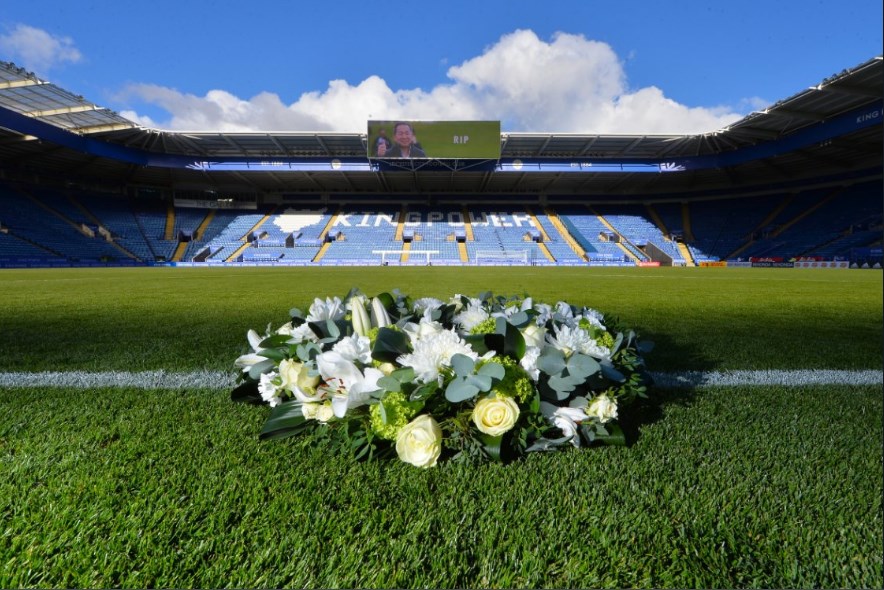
[231,288,654,467]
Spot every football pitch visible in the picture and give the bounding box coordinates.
[1,266,881,588]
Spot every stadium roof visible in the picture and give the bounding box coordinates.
[0,56,881,197]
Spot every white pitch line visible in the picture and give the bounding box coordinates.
[0,369,881,390]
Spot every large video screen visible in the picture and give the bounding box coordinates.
[368,120,500,159]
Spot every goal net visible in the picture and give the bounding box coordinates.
[474,249,529,266]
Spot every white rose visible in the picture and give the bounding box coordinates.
[586,394,618,423]
[395,415,443,468]
[472,395,520,436]
[276,322,295,336]
[301,402,320,420]
[520,324,547,348]
[315,402,335,423]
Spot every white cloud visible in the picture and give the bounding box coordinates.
[119,29,744,134]
[0,24,82,75]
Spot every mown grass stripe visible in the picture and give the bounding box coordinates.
[1,369,880,390]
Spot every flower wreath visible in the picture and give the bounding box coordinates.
[231,289,653,467]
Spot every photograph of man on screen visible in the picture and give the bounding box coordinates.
[376,122,426,158]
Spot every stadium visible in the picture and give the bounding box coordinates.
[0,57,881,269]
[0,50,882,589]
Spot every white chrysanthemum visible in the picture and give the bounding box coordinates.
[546,324,611,359]
[453,303,490,332]
[519,346,542,381]
[306,296,346,322]
[397,329,479,383]
[332,333,372,364]
[580,308,605,330]
[258,372,283,407]
[412,297,444,315]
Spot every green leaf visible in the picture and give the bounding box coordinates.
[525,435,573,452]
[230,381,262,404]
[258,347,287,362]
[374,291,395,310]
[600,362,626,383]
[247,359,277,381]
[371,327,411,363]
[479,433,504,462]
[594,422,626,446]
[410,381,438,402]
[495,316,526,359]
[259,401,308,439]
[462,334,491,356]
[258,334,293,349]
[378,400,388,424]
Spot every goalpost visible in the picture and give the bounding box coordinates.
[474,249,530,266]
[372,250,439,265]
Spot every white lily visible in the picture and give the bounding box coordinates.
[349,295,371,337]
[316,351,384,418]
[234,329,266,372]
[540,401,589,447]
[306,296,346,323]
[370,296,392,328]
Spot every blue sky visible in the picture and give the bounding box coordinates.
[1,0,881,133]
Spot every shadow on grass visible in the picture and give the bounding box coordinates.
[615,331,712,448]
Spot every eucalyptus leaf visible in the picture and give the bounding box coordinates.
[445,380,480,403]
[450,353,476,376]
[390,366,415,383]
[377,376,402,393]
[477,362,505,380]
[537,348,566,376]
[248,359,277,381]
[565,353,600,378]
[465,374,492,392]
[508,310,530,327]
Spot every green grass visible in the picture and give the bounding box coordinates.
[1,385,880,588]
[0,266,882,588]
[0,266,881,372]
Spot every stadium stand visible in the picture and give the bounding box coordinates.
[0,57,880,268]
